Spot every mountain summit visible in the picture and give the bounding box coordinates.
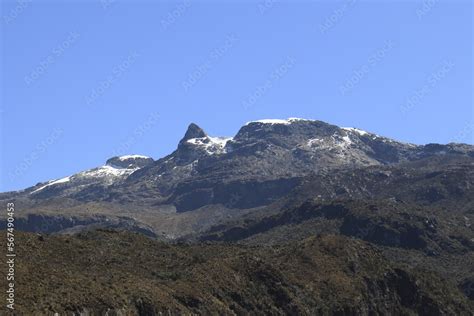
[4,118,473,202]
[180,123,207,144]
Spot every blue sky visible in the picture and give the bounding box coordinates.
[1,0,473,192]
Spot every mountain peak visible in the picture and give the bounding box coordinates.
[180,123,207,144]
[106,155,154,169]
[245,118,313,126]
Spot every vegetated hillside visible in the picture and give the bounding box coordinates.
[0,230,472,315]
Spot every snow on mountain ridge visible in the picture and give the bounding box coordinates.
[30,163,141,195]
[186,136,233,155]
[341,127,369,136]
[78,165,139,178]
[24,118,425,197]
[30,176,72,194]
[117,155,151,161]
[245,118,313,125]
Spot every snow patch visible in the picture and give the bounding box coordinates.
[117,155,150,161]
[209,136,232,148]
[342,127,368,136]
[187,136,232,154]
[288,117,313,123]
[246,118,315,126]
[78,165,138,178]
[30,164,140,195]
[247,119,291,125]
[328,133,353,150]
[31,176,71,194]
[342,135,352,144]
[307,138,323,146]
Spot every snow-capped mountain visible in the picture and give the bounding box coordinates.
[4,118,472,211]
[1,117,473,240]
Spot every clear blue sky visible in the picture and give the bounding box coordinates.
[1,0,473,192]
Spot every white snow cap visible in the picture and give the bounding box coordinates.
[245,118,314,125]
[30,162,144,195]
[341,127,369,136]
[186,136,232,155]
[31,176,71,194]
[117,155,151,160]
[79,165,139,177]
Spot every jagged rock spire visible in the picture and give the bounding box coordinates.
[180,123,207,144]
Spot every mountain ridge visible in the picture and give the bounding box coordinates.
[3,118,472,198]
[6,118,472,197]
[1,117,473,239]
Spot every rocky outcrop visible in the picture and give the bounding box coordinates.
[169,177,302,211]
[105,155,154,169]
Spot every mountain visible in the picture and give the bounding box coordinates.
[2,118,472,226]
[1,118,473,313]
[27,154,155,197]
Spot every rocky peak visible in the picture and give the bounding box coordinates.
[106,155,154,169]
[174,123,233,162]
[232,118,339,150]
[180,123,207,144]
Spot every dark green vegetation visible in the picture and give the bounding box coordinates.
[0,230,472,315]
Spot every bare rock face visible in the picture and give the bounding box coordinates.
[180,123,207,144]
[106,155,154,169]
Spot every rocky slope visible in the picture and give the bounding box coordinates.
[17,155,154,199]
